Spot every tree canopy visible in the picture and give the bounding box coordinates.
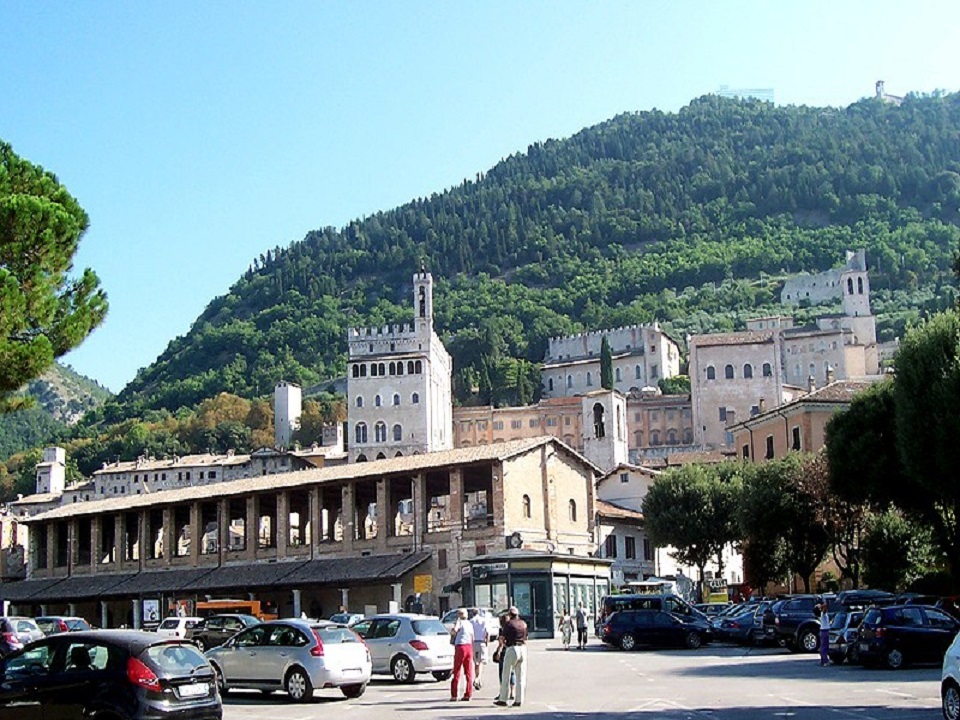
[0,142,107,413]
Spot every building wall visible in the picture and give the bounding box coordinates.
[732,404,848,461]
[625,395,694,450]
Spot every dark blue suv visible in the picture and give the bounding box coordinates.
[600,610,712,651]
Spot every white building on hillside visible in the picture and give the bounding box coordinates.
[346,269,453,462]
[541,323,681,398]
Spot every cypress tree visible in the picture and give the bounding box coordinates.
[600,336,614,389]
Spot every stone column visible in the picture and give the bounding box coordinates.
[376,479,388,549]
[162,507,174,565]
[276,491,289,556]
[68,602,77,616]
[218,499,230,561]
[412,473,425,550]
[45,523,55,573]
[449,469,464,530]
[308,487,320,553]
[91,518,102,568]
[68,520,78,573]
[116,513,127,571]
[189,503,200,562]
[100,600,109,629]
[340,588,350,612]
[132,599,142,630]
[292,588,302,618]
[246,496,258,560]
[341,484,355,552]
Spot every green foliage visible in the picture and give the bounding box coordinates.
[112,94,960,415]
[0,142,108,412]
[600,336,613,390]
[861,509,937,592]
[658,375,690,395]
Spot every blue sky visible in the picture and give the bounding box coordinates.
[2,1,958,392]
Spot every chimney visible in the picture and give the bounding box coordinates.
[758,397,767,413]
[807,375,816,393]
[826,366,835,385]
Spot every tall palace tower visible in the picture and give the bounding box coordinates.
[346,268,453,462]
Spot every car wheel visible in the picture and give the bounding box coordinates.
[391,655,416,684]
[286,667,314,701]
[619,633,637,651]
[341,683,367,699]
[684,632,702,650]
[432,670,452,681]
[943,680,960,720]
[799,629,819,653]
[211,663,229,695]
[884,647,905,670]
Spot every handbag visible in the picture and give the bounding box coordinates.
[492,645,503,663]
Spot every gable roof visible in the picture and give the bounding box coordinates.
[596,499,645,522]
[26,436,597,523]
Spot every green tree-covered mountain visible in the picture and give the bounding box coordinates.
[116,93,960,415]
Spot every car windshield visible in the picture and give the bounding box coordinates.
[158,619,181,630]
[862,608,883,625]
[829,611,848,629]
[412,619,448,636]
[66,619,91,631]
[313,626,360,643]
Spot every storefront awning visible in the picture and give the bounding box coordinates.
[109,568,220,596]
[2,572,138,603]
[282,551,431,586]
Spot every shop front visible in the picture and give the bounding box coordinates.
[461,550,612,638]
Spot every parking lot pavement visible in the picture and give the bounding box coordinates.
[222,640,943,720]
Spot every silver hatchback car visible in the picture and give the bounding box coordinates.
[205,619,371,701]
[352,613,454,683]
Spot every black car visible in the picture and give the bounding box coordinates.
[772,594,838,653]
[858,604,960,669]
[600,610,712,650]
[0,630,221,719]
[187,614,259,651]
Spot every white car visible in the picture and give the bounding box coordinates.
[156,616,204,640]
[441,607,500,640]
[943,631,960,720]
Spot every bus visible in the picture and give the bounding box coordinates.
[194,599,277,621]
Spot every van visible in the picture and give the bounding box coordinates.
[598,594,704,633]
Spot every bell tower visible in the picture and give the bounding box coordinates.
[413,263,433,334]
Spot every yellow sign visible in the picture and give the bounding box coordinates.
[414,574,433,593]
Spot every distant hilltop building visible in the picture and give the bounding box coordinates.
[716,85,775,103]
[541,323,681,398]
[875,80,903,106]
[781,249,868,307]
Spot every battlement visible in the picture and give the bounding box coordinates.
[546,323,669,361]
[349,323,422,341]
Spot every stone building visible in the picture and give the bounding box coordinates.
[781,249,867,306]
[541,323,681,398]
[4,437,608,638]
[730,378,882,461]
[347,269,453,462]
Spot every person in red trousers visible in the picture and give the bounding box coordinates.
[450,607,475,700]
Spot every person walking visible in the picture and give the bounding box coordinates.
[450,608,475,700]
[558,607,573,650]
[494,613,515,700]
[494,607,527,708]
[817,600,831,667]
[575,601,589,649]
[469,608,488,690]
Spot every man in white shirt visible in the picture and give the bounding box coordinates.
[469,608,489,689]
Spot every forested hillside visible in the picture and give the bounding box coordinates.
[104,94,960,418]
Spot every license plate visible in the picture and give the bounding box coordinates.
[178,682,209,698]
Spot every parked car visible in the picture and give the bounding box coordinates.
[694,602,731,617]
[0,633,21,659]
[187,614,259,651]
[156,616,204,640]
[597,593,705,635]
[329,612,365,627]
[827,609,864,665]
[205,619,370,701]
[0,630,221,719]
[942,630,960,720]
[858,604,960,669]
[34,616,93,635]
[0,617,44,646]
[772,595,838,653]
[351,613,454,683]
[600,609,712,650]
[440,607,500,640]
[712,604,765,645]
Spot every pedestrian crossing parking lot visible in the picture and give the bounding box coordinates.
[220,640,944,720]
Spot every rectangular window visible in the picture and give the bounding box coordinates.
[765,435,775,460]
[546,418,558,427]
[742,445,750,459]
[604,534,618,558]
[438,548,447,570]
[620,473,629,484]
[750,405,760,417]
[199,471,205,480]
[792,426,802,451]
[528,419,538,428]
[493,421,503,431]
[511,420,522,430]
[719,407,727,422]
[564,417,571,426]
[642,538,653,561]
[625,537,636,560]
[208,471,216,479]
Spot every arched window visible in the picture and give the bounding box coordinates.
[397,362,404,376]
[847,278,854,294]
[667,429,678,445]
[635,365,642,379]
[651,430,661,446]
[356,454,367,462]
[568,499,577,523]
[415,360,422,373]
[857,277,864,294]
[615,367,622,382]
[706,366,716,380]
[359,364,367,377]
[352,365,360,378]
[548,378,554,392]
[371,364,378,377]
[376,452,386,460]
[683,428,693,444]
[586,371,592,387]
[522,495,531,519]
[375,422,387,443]
[355,423,367,444]
[743,363,753,379]
[378,363,385,376]
[356,396,363,408]
[592,402,606,439]
[566,375,573,389]
[392,424,402,441]
[724,364,734,379]
[375,395,382,407]
[395,451,403,457]
[411,393,420,404]
[393,393,400,406]
[407,361,414,374]
[809,363,816,378]
[762,363,772,377]
[389,362,396,375]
